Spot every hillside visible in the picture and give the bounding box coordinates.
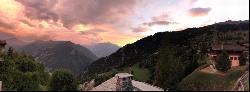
[0,49,50,91]
[0,35,28,49]
[177,64,249,91]
[86,42,120,58]
[4,38,28,48]
[78,20,249,90]
[17,40,98,74]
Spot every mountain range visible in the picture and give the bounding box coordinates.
[17,40,98,73]
[86,42,120,58]
[79,20,249,89]
[0,34,120,73]
[1,20,249,90]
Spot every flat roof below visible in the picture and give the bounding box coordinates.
[115,73,133,78]
[132,80,164,91]
[90,74,164,91]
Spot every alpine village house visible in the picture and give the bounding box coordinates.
[208,43,249,67]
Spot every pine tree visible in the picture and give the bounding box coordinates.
[49,69,77,91]
[7,47,13,58]
[215,51,231,72]
[239,53,247,66]
[156,44,184,90]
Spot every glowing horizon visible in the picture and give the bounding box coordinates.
[0,0,249,46]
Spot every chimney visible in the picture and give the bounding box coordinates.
[221,44,224,50]
[115,73,133,91]
[129,64,133,74]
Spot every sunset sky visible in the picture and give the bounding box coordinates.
[0,0,249,46]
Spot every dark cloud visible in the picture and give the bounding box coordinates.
[0,18,16,30]
[0,31,15,39]
[188,7,211,17]
[80,31,98,36]
[80,28,107,36]
[133,13,176,33]
[16,0,138,28]
[133,20,172,33]
[19,19,36,27]
[142,13,175,26]
[133,26,149,33]
[152,14,169,21]
[143,21,171,26]
[16,0,59,21]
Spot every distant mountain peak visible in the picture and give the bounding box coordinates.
[4,37,28,48]
[17,40,98,74]
[87,42,120,58]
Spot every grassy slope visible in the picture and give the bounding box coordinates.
[244,78,249,91]
[121,63,151,82]
[177,65,249,91]
[93,63,151,86]
[131,63,151,82]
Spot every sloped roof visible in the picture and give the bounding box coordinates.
[90,74,164,91]
[132,80,164,91]
[90,77,117,91]
[211,44,246,51]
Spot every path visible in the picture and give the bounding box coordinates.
[232,71,249,91]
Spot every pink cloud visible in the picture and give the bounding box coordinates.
[188,7,211,17]
[133,25,150,33]
[0,0,143,46]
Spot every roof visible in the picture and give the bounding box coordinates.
[0,40,6,45]
[115,73,133,78]
[90,73,164,91]
[90,77,117,91]
[240,43,249,48]
[211,44,246,52]
[132,80,164,91]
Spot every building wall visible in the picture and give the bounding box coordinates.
[208,54,240,67]
[229,55,239,66]
[116,77,133,91]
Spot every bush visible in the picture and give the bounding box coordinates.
[17,60,38,72]
[156,45,185,89]
[215,51,231,72]
[49,69,77,91]
[0,51,50,91]
[239,53,247,66]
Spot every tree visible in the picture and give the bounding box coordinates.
[7,47,14,58]
[156,45,185,90]
[215,51,231,72]
[0,51,50,91]
[49,69,77,91]
[17,60,38,72]
[239,53,247,66]
[14,72,40,91]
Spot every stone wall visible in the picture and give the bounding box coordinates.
[0,81,2,91]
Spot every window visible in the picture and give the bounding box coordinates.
[213,56,217,60]
[122,78,126,81]
[230,57,233,60]
[234,57,237,60]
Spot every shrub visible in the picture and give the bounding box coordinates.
[49,69,77,91]
[215,51,231,72]
[239,53,247,66]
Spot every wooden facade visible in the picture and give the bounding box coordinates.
[208,44,247,67]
